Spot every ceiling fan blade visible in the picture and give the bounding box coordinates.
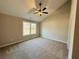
[43,12,48,14]
[42,7,47,11]
[33,8,39,11]
[35,0,42,10]
[34,12,39,14]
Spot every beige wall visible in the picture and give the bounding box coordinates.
[41,2,70,43]
[0,13,40,48]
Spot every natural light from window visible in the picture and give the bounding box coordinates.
[31,23,37,34]
[23,21,37,36]
[23,21,30,36]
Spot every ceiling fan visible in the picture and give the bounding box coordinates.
[34,0,48,16]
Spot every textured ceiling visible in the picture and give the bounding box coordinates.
[0,0,68,22]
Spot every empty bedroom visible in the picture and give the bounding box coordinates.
[0,0,78,59]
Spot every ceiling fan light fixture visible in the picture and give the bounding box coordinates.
[34,0,48,16]
[38,12,43,16]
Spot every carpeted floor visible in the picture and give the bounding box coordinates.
[0,38,68,59]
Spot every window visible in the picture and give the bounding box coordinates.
[23,21,37,36]
[31,23,37,34]
[23,21,30,36]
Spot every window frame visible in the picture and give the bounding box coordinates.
[30,23,37,35]
[23,21,31,36]
[23,21,37,36]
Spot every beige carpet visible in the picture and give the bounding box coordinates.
[0,38,68,59]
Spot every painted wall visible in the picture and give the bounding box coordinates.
[0,13,40,48]
[41,2,70,43]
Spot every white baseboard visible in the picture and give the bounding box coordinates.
[0,39,28,48]
[0,35,39,48]
[42,37,67,44]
